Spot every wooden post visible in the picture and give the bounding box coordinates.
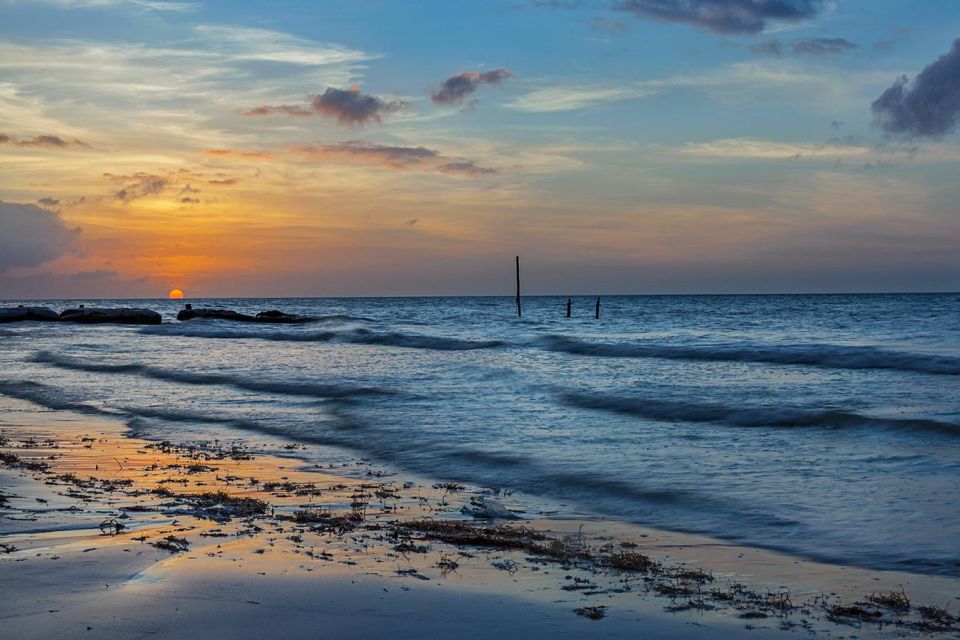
[595,296,600,320]
[185,303,192,310]
[515,256,522,318]
[566,298,571,318]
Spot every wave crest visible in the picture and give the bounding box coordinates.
[540,335,960,375]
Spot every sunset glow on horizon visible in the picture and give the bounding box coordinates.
[1,1,958,299]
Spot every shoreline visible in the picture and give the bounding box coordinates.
[1,396,958,638]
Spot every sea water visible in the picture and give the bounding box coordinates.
[1,293,957,576]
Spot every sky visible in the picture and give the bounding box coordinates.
[0,0,958,298]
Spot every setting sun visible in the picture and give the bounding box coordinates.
[167,289,184,300]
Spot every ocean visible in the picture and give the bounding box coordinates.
[1,293,958,576]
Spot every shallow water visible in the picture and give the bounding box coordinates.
[1,293,958,576]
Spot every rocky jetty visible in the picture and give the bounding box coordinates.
[255,310,316,324]
[0,306,61,323]
[177,307,316,323]
[176,308,256,322]
[59,307,162,325]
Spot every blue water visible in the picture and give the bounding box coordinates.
[1,294,958,576]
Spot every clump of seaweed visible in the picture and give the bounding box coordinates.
[596,548,659,574]
[574,606,607,620]
[914,605,959,632]
[0,543,17,554]
[151,535,190,553]
[98,518,126,535]
[184,491,269,522]
[826,602,883,624]
[867,586,910,613]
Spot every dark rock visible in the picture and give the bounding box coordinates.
[255,310,316,324]
[0,307,60,323]
[59,308,162,325]
[177,308,256,322]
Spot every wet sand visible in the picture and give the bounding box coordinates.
[1,396,958,639]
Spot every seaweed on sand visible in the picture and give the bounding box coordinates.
[915,605,959,632]
[867,586,911,613]
[151,535,190,553]
[184,491,269,522]
[826,602,883,623]
[574,606,607,620]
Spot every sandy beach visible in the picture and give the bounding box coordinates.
[2,394,957,639]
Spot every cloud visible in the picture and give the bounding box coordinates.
[0,132,89,148]
[872,38,960,138]
[287,141,496,177]
[751,39,782,56]
[430,69,514,106]
[610,0,824,35]
[436,161,498,177]
[242,86,406,126]
[207,178,239,185]
[675,137,872,159]
[506,85,657,112]
[204,148,276,159]
[37,197,60,206]
[508,61,885,113]
[9,0,197,11]
[0,201,79,271]
[103,172,169,202]
[792,37,858,55]
[290,141,439,168]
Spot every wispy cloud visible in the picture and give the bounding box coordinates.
[0,132,89,148]
[2,0,197,11]
[506,85,656,112]
[507,61,889,113]
[534,0,825,35]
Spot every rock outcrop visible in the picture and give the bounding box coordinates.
[59,308,162,325]
[0,307,61,323]
[176,308,256,322]
[255,310,316,324]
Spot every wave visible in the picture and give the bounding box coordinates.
[539,335,960,375]
[562,391,960,436]
[141,324,503,351]
[29,351,391,399]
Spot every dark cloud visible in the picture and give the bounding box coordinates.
[611,0,823,35]
[872,38,960,138]
[431,69,514,106]
[0,201,79,271]
[0,133,89,148]
[240,105,313,117]
[242,87,406,126]
[37,197,60,207]
[405,218,419,226]
[103,172,169,202]
[436,161,497,177]
[288,141,495,177]
[792,37,858,55]
[751,38,782,56]
[291,141,439,169]
[179,197,200,204]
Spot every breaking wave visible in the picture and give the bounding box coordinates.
[29,351,390,399]
[562,391,960,436]
[141,324,503,351]
[540,335,960,375]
